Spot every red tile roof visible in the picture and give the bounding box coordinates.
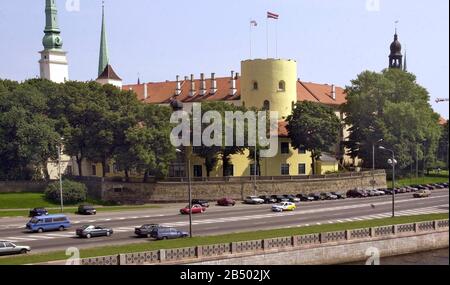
[123,77,346,106]
[439,117,448,126]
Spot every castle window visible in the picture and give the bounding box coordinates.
[253,81,259,90]
[278,81,286,91]
[263,100,270,111]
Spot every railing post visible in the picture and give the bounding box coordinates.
[345,230,351,240]
[196,246,203,259]
[414,223,418,233]
[119,254,126,265]
[370,227,375,237]
[159,249,166,263]
[291,236,297,247]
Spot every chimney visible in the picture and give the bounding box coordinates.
[235,72,240,79]
[175,75,181,96]
[143,83,148,100]
[184,76,189,81]
[331,84,336,100]
[199,73,207,96]
[210,73,217,94]
[229,71,237,96]
[189,74,196,97]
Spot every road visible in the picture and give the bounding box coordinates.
[0,189,448,254]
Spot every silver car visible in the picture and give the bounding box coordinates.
[0,241,31,255]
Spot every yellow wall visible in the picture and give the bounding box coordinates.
[241,59,298,119]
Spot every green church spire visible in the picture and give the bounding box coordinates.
[98,1,109,77]
[42,0,63,50]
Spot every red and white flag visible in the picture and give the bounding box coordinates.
[267,11,279,20]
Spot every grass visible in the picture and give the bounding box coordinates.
[0,192,161,217]
[0,213,447,265]
[392,171,449,188]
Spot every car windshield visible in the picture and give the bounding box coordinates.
[82,206,94,209]
[81,225,93,230]
[30,218,39,224]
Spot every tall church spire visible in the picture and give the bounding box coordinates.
[39,0,69,83]
[42,0,63,50]
[403,50,408,72]
[98,1,109,77]
[389,28,403,69]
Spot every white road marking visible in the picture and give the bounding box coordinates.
[6,237,37,242]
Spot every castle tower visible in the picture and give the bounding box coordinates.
[96,1,122,89]
[39,0,69,83]
[241,59,298,119]
[389,31,403,69]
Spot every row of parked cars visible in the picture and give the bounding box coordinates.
[243,192,347,205]
[346,182,448,198]
[28,205,97,218]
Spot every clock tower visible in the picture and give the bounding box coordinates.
[39,0,69,83]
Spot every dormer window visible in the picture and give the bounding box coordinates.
[278,80,286,92]
[253,81,259,90]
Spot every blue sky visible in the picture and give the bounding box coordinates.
[0,0,448,118]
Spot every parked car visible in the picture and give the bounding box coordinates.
[76,225,113,238]
[217,198,236,206]
[283,194,300,203]
[26,214,71,233]
[346,189,367,198]
[432,183,446,189]
[244,196,265,204]
[150,227,189,240]
[320,192,338,200]
[28,208,48,217]
[259,195,277,204]
[0,241,31,256]
[77,205,97,215]
[270,195,289,203]
[296,194,314,202]
[272,202,296,212]
[331,192,346,199]
[180,204,206,214]
[309,193,321,201]
[134,224,162,238]
[191,199,210,208]
[413,190,431,198]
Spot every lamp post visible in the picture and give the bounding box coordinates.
[176,148,192,238]
[379,146,396,217]
[57,139,64,213]
[372,139,383,190]
[254,145,257,196]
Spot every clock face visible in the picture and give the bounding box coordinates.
[54,36,62,45]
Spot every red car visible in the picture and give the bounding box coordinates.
[180,204,206,215]
[217,198,236,206]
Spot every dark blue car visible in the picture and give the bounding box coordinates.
[150,227,188,240]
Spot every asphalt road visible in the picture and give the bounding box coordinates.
[0,189,448,254]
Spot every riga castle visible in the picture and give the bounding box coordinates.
[40,0,383,179]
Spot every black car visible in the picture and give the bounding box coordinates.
[28,208,48,217]
[191,199,210,208]
[296,194,314,202]
[134,224,162,238]
[271,195,289,203]
[76,225,113,239]
[346,189,367,198]
[283,195,300,203]
[77,205,97,215]
[320,192,338,200]
[259,195,277,204]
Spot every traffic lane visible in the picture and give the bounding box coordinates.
[0,190,448,237]
[6,194,448,254]
[0,189,448,227]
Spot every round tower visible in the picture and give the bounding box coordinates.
[240,59,298,119]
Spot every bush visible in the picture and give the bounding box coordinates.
[44,180,87,205]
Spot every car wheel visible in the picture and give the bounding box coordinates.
[86,233,92,239]
[163,236,168,240]
[147,233,152,238]
[106,231,111,237]
[58,226,65,231]
[20,249,28,254]
[37,228,44,233]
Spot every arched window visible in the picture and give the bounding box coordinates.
[278,80,286,91]
[253,81,259,90]
[263,100,270,111]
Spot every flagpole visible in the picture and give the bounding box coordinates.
[266,17,269,58]
[275,20,278,58]
[249,21,252,59]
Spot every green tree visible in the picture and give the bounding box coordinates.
[287,101,342,175]
[342,69,442,171]
[437,120,449,169]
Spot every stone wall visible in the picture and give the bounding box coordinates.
[99,171,387,204]
[62,219,448,265]
[0,181,48,193]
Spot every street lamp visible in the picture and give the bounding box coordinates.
[372,139,384,190]
[57,139,64,213]
[175,148,193,238]
[379,146,396,217]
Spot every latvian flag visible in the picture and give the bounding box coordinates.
[267,11,279,20]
